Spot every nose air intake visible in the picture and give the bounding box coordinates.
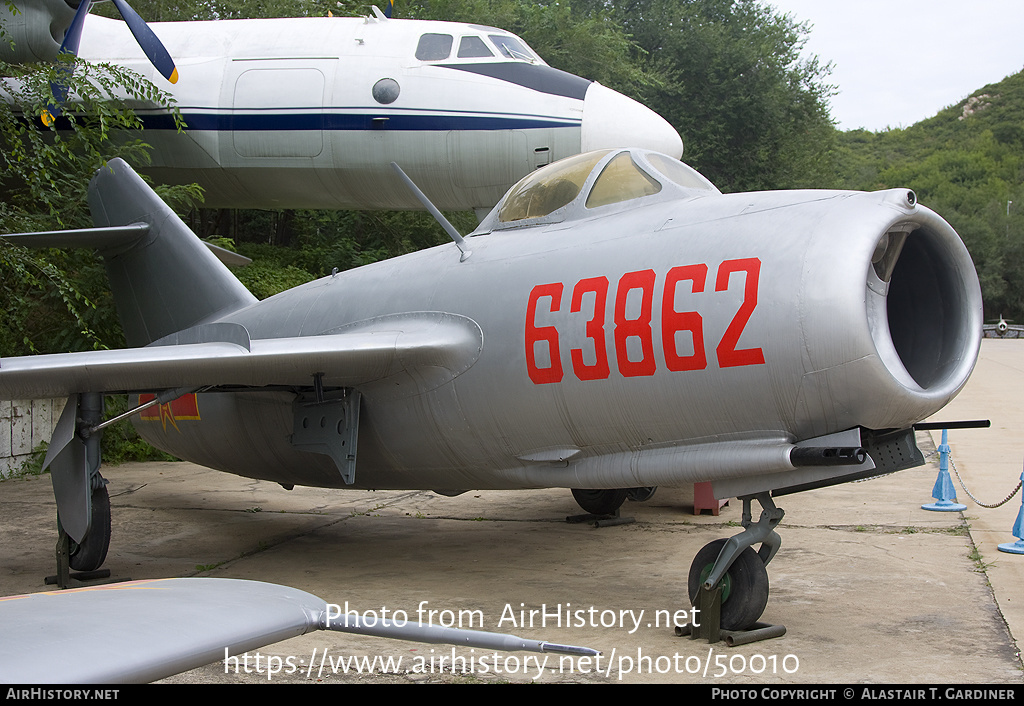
[867,199,982,398]
[581,83,683,159]
[886,227,977,388]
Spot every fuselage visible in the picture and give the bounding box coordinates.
[133,151,982,493]
[75,14,682,211]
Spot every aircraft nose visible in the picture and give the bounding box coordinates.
[581,83,683,158]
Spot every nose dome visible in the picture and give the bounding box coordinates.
[581,83,682,158]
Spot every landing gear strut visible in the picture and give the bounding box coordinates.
[688,492,783,632]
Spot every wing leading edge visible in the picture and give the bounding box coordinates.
[0,578,597,683]
[0,313,483,400]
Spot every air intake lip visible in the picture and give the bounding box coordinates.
[866,205,982,398]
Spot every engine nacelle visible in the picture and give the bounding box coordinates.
[0,0,74,64]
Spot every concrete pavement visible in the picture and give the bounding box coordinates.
[1,339,1023,683]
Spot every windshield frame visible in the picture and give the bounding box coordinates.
[474,149,721,235]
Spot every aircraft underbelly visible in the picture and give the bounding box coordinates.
[137,126,581,210]
[131,388,529,490]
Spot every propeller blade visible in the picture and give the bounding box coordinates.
[110,0,178,84]
[383,0,394,18]
[58,0,93,56]
[44,0,94,125]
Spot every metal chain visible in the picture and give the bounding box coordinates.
[844,447,1021,506]
[948,455,1022,508]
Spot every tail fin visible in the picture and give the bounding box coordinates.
[87,159,257,346]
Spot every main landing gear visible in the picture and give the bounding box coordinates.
[570,486,658,515]
[46,393,115,587]
[567,487,658,528]
[58,482,111,572]
[571,488,629,516]
[687,492,784,636]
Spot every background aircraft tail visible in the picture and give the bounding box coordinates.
[87,158,257,346]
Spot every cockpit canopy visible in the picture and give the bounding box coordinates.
[476,149,719,232]
[415,29,541,63]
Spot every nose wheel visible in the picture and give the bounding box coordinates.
[687,492,783,633]
[688,539,768,631]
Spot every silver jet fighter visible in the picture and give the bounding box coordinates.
[0,150,983,632]
[984,316,1024,338]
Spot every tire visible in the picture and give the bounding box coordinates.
[571,488,629,515]
[60,484,111,572]
[687,538,769,631]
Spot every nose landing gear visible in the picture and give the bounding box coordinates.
[687,492,784,638]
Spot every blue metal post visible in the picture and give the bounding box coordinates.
[998,471,1024,555]
[922,429,967,512]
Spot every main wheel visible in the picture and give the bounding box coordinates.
[571,488,628,515]
[58,484,111,572]
[687,538,769,631]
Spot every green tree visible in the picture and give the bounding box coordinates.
[835,70,1024,321]
[0,3,202,461]
[0,3,190,355]
[599,0,837,192]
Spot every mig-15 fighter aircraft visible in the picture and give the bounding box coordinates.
[0,148,982,642]
[983,315,1024,338]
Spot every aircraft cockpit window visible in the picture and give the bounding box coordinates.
[646,153,719,193]
[458,36,494,58]
[416,33,454,61]
[498,150,609,222]
[488,34,537,62]
[586,152,662,209]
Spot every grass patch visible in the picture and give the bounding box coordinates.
[8,441,49,479]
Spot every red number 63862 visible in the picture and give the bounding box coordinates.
[525,258,765,385]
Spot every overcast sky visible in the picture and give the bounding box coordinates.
[766,0,1024,132]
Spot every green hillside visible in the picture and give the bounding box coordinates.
[836,70,1024,320]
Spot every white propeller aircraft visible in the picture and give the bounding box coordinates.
[0,0,683,213]
[0,144,983,681]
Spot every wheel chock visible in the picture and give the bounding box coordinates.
[565,508,636,527]
[53,530,70,589]
[676,620,787,646]
[46,527,121,589]
[677,584,785,646]
[44,570,113,587]
[688,583,722,643]
[719,622,787,646]
[922,429,967,512]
